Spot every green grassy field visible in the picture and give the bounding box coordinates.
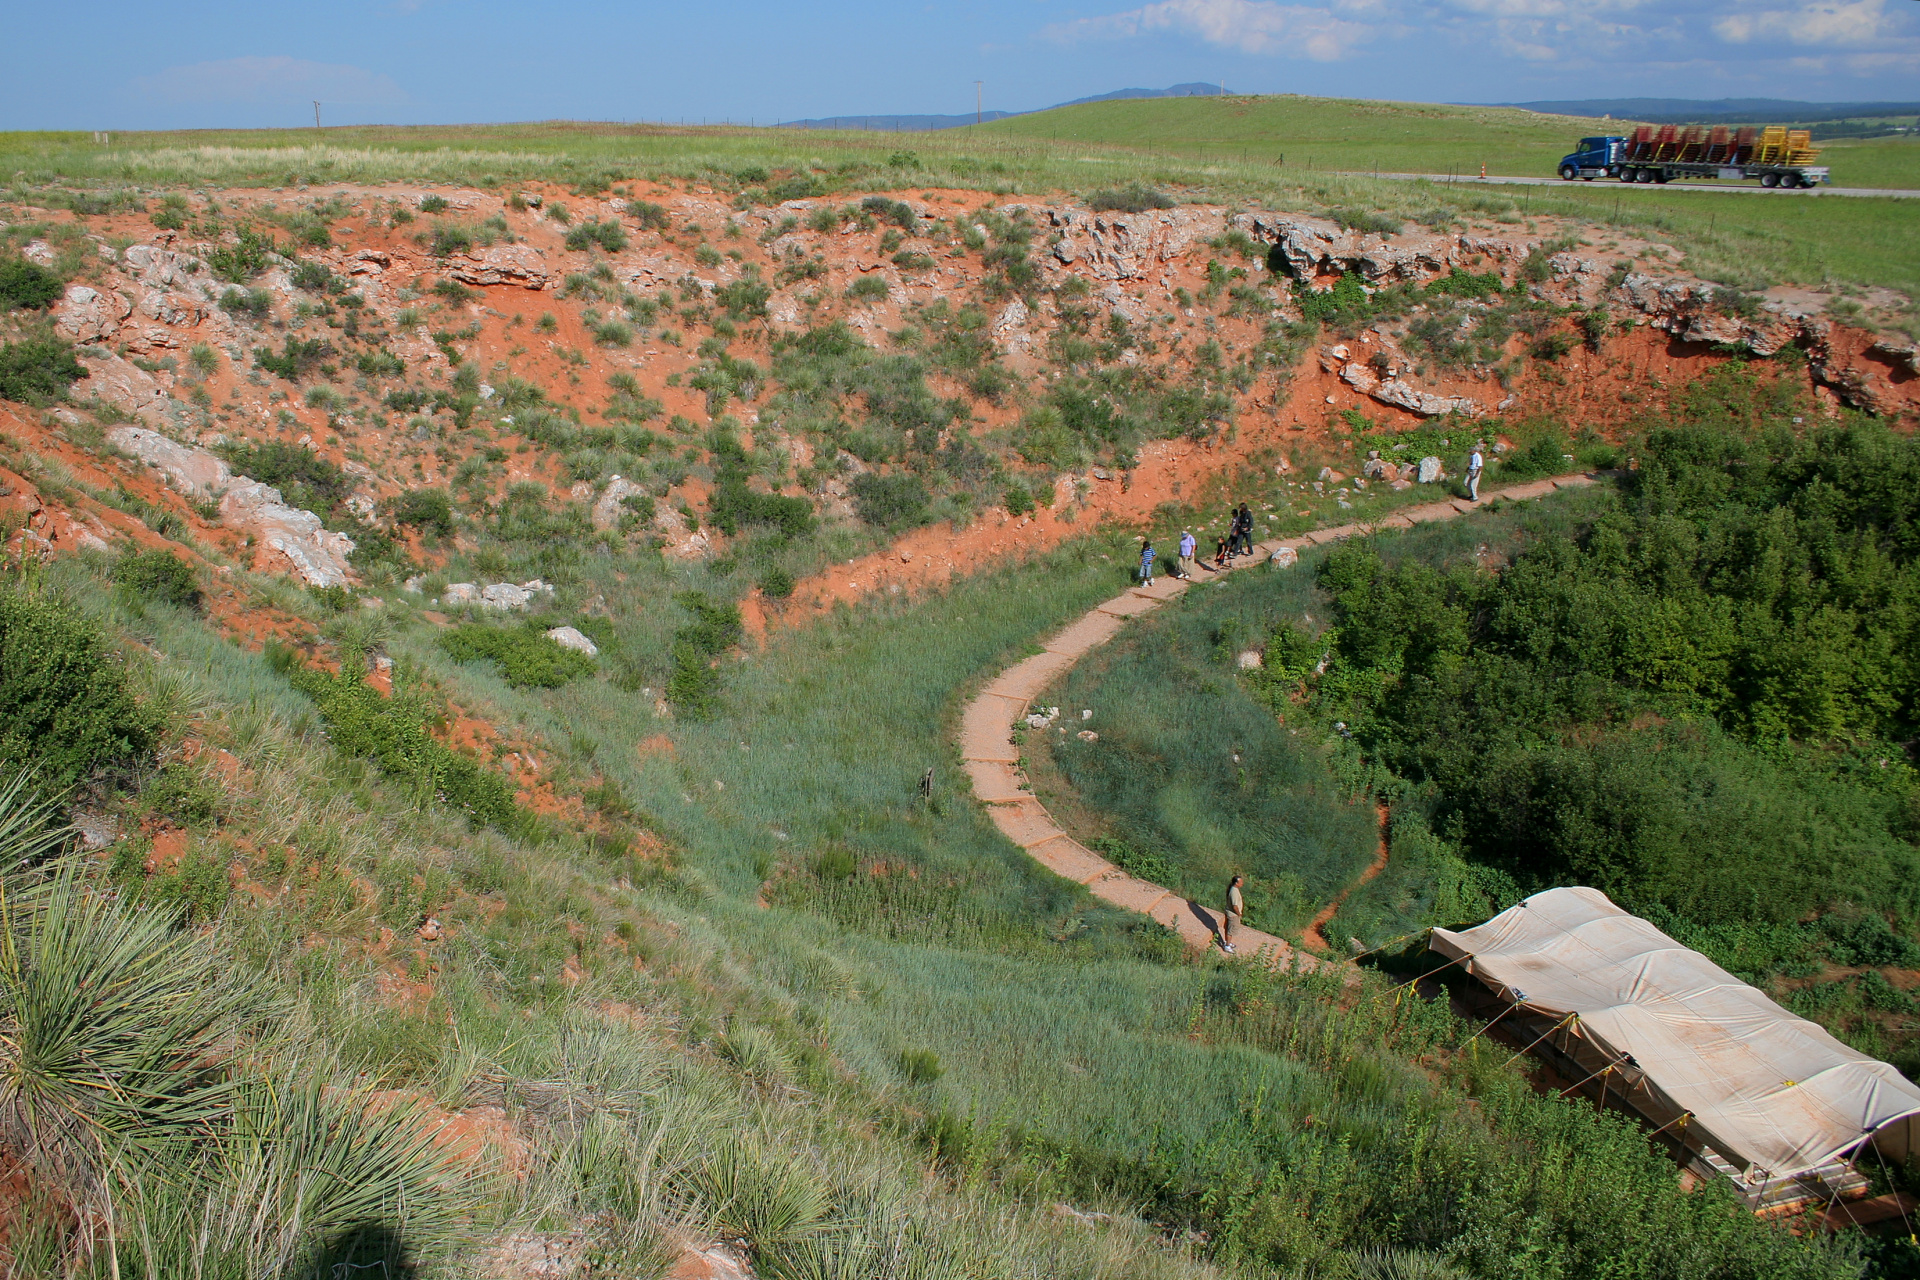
[977,94,1920,190]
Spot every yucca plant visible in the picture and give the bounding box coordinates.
[0,852,242,1227]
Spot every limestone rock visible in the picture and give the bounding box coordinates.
[221,479,356,589]
[1417,456,1444,484]
[592,476,646,531]
[544,626,599,656]
[74,350,170,423]
[108,426,232,496]
[1237,650,1263,670]
[447,245,550,290]
[55,285,131,343]
[1270,545,1299,568]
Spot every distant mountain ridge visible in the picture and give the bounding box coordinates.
[1500,98,1920,125]
[781,82,1227,132]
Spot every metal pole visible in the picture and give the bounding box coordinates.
[313,101,322,129]
[976,82,983,127]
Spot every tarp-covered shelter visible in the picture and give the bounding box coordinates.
[1431,887,1920,1199]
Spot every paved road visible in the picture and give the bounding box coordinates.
[1345,171,1920,199]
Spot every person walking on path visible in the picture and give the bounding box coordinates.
[1467,444,1484,502]
[1237,503,1255,555]
[1222,874,1245,954]
[1175,529,1196,580]
[1138,540,1156,585]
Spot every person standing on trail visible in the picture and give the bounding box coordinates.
[1138,539,1156,585]
[1467,444,1485,502]
[1176,529,1196,580]
[1236,503,1255,556]
[1222,874,1245,954]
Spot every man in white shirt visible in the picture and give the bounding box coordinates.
[1467,444,1484,501]
[1175,529,1196,580]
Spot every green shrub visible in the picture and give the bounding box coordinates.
[441,624,596,688]
[1087,184,1174,214]
[218,439,354,512]
[418,195,449,213]
[0,258,62,311]
[205,226,276,283]
[846,275,889,303]
[850,473,929,530]
[290,260,339,293]
[188,343,220,376]
[666,591,742,718]
[251,337,333,382]
[355,349,405,378]
[626,200,670,231]
[715,274,771,319]
[1002,482,1035,517]
[900,1048,944,1084]
[0,582,161,793]
[382,487,455,537]
[219,286,273,319]
[0,335,85,402]
[565,220,628,253]
[150,194,189,230]
[1530,332,1577,361]
[859,196,919,233]
[290,654,518,826]
[113,549,201,611]
[757,567,795,600]
[592,318,633,347]
[431,277,476,303]
[429,224,474,257]
[1330,208,1404,236]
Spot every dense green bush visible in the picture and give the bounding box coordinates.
[382,487,455,537]
[217,438,354,512]
[666,591,742,718]
[113,549,201,611]
[441,624,596,688]
[219,286,273,319]
[1304,392,1920,929]
[205,226,276,283]
[565,220,628,253]
[0,582,161,793]
[0,258,62,311]
[0,335,85,402]
[252,336,332,381]
[291,654,518,827]
[850,473,929,530]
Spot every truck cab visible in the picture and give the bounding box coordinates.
[1559,136,1625,181]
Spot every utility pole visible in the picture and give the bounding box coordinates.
[313,101,322,129]
[975,81,983,127]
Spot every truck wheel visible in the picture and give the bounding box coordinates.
[1618,168,1635,183]
[1779,173,1800,189]
[1762,173,1780,188]
[1559,165,1577,181]
[1637,169,1656,184]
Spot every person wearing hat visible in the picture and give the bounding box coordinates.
[1175,528,1196,580]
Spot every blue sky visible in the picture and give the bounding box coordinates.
[5,0,1916,131]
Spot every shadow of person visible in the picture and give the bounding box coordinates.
[310,1221,413,1279]
[1186,898,1222,943]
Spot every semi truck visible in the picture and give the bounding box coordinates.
[1557,125,1829,188]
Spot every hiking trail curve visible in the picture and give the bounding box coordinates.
[957,472,1604,969]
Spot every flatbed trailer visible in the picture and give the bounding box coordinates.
[1558,125,1829,188]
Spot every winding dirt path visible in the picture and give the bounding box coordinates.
[1302,802,1392,956]
[957,472,1601,967]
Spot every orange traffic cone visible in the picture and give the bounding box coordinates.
[1479,162,1487,179]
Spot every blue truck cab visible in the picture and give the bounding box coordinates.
[1558,136,1625,181]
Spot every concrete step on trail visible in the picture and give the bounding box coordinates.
[955,473,1606,967]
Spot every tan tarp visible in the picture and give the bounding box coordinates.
[1431,887,1920,1180]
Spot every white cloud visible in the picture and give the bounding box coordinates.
[1046,0,1379,61]
[133,56,408,106]
[1714,0,1895,44]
